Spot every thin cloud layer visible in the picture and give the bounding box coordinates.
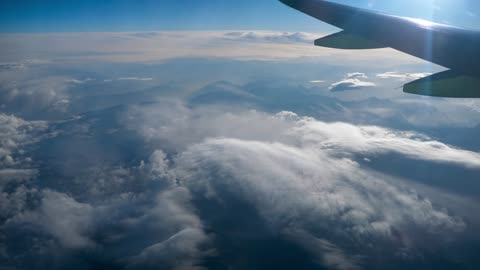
[106,77,154,82]
[0,31,427,64]
[376,71,433,81]
[223,31,317,44]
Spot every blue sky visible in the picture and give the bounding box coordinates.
[1,0,480,32]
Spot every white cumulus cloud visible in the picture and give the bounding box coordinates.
[329,73,376,92]
[127,104,478,265]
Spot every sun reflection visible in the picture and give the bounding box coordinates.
[405,17,438,29]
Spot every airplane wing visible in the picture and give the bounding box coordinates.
[279,0,480,98]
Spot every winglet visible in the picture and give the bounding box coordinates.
[404,70,480,98]
[279,0,298,8]
[315,31,386,49]
[279,0,375,30]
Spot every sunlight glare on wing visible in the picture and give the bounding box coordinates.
[406,18,437,29]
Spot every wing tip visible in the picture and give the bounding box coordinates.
[403,71,480,98]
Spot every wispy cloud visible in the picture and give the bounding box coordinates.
[103,77,154,82]
[376,71,432,81]
[223,31,317,44]
[65,78,94,84]
[117,77,153,81]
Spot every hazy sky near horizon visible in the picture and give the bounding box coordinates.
[1,0,480,32]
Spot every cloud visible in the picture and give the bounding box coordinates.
[128,104,478,266]
[128,103,480,170]
[0,62,26,71]
[0,32,426,64]
[117,77,153,81]
[0,169,37,186]
[125,101,293,152]
[289,119,480,169]
[0,114,47,225]
[175,136,465,267]
[1,28,478,269]
[65,78,94,84]
[2,147,210,270]
[391,98,480,128]
[288,231,362,270]
[121,182,210,270]
[376,71,432,81]
[0,114,47,168]
[128,32,165,39]
[0,60,49,72]
[103,77,153,82]
[0,69,72,118]
[127,228,209,270]
[223,31,317,44]
[12,190,95,249]
[2,101,479,269]
[177,136,465,235]
[101,77,154,82]
[466,10,477,17]
[346,72,368,79]
[329,73,376,92]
